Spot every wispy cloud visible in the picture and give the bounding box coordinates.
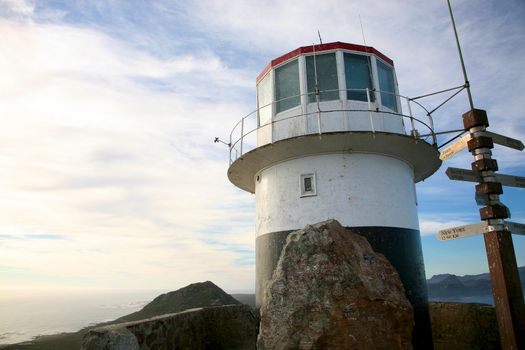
[0,0,34,18]
[419,219,470,237]
[0,16,256,290]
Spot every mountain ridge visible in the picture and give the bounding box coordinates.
[427,266,525,298]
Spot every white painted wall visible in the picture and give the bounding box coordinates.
[255,153,419,236]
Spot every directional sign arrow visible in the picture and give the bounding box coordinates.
[484,131,524,151]
[440,134,472,160]
[439,132,522,161]
[494,173,525,189]
[437,221,525,240]
[504,221,525,236]
[446,167,525,188]
[437,222,495,241]
[445,167,480,182]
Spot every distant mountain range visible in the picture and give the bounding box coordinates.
[427,266,525,299]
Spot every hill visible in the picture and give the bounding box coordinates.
[1,281,243,350]
[116,281,240,322]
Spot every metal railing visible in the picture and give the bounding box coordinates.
[228,88,437,165]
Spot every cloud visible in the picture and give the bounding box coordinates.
[0,0,34,18]
[0,18,256,290]
[419,219,470,237]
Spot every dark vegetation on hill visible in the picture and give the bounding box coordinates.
[1,281,245,350]
[115,280,240,322]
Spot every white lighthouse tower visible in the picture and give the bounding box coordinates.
[227,42,441,348]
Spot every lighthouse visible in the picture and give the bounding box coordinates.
[227,42,441,348]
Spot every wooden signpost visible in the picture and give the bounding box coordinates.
[442,2,525,348]
[441,109,525,350]
[439,108,525,350]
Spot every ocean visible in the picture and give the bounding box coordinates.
[0,289,162,345]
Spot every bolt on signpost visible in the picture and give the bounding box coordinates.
[438,2,525,349]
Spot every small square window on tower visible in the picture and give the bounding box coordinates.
[300,173,316,197]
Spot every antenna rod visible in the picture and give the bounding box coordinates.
[447,0,474,110]
[359,14,367,46]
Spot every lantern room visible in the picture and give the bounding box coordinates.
[256,42,403,146]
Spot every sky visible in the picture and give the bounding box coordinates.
[0,0,524,293]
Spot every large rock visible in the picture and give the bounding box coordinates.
[258,220,414,350]
[82,327,140,350]
[82,304,257,350]
[429,302,500,350]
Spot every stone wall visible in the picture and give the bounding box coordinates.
[429,302,500,350]
[81,304,257,350]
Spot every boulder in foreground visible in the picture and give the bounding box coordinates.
[257,219,414,350]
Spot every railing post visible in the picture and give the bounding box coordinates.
[317,110,322,135]
[229,131,233,165]
[427,113,437,146]
[407,98,417,138]
[240,117,244,157]
[366,88,375,133]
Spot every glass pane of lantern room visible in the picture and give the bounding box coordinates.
[275,59,300,113]
[344,53,374,102]
[306,53,339,103]
[257,74,272,126]
[377,61,397,112]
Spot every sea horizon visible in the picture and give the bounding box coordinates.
[0,288,164,345]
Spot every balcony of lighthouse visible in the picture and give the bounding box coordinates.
[228,42,439,193]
